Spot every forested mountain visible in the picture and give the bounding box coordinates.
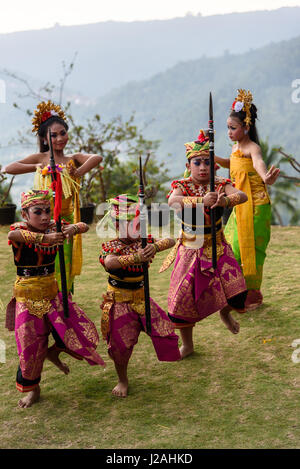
[0,7,300,97]
[0,9,299,210]
[94,35,300,175]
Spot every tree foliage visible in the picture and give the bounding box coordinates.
[67,112,169,205]
[260,139,300,226]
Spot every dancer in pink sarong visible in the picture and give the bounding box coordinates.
[7,190,105,408]
[98,195,181,397]
[163,131,248,358]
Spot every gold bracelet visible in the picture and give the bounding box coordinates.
[73,224,79,234]
[227,192,242,207]
[118,253,141,266]
[224,196,230,208]
[154,239,171,253]
[20,230,44,244]
[182,197,203,206]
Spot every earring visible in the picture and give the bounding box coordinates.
[43,140,47,145]
[244,129,248,135]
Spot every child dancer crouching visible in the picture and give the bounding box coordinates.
[7,190,105,408]
[99,195,181,397]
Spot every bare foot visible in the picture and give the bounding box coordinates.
[180,344,194,359]
[18,386,40,408]
[112,381,128,398]
[46,346,70,375]
[220,309,240,334]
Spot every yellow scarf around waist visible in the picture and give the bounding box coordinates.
[34,163,82,277]
[100,283,145,339]
[14,273,58,318]
[230,155,257,276]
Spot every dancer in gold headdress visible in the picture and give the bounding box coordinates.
[3,101,103,292]
[215,90,280,310]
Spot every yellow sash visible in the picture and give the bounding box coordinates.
[34,161,82,277]
[230,154,257,276]
[71,189,82,277]
[14,273,58,318]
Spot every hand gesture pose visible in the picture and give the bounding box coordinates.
[44,232,65,245]
[62,224,77,240]
[137,245,156,262]
[203,191,226,209]
[264,165,280,185]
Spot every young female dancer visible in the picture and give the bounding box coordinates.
[3,101,103,292]
[215,90,280,309]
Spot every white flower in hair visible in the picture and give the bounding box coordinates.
[234,101,244,112]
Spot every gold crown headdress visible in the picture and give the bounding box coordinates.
[32,100,66,134]
[231,89,253,127]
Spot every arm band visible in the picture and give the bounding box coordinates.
[20,230,44,244]
[226,192,243,207]
[118,253,142,266]
[182,197,203,206]
[153,239,173,253]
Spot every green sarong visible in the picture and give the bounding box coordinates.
[224,204,271,290]
[55,213,74,294]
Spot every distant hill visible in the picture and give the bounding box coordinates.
[0,7,300,97]
[94,35,300,176]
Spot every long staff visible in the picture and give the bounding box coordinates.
[138,155,151,334]
[48,129,69,318]
[208,92,217,269]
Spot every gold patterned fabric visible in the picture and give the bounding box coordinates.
[14,274,58,318]
[101,284,145,339]
[34,159,83,280]
[230,150,270,276]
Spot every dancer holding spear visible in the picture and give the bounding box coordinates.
[6,189,105,408]
[164,94,249,358]
[98,157,180,397]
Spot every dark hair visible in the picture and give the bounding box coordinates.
[37,116,69,153]
[229,103,259,144]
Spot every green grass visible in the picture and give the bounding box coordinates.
[0,225,299,449]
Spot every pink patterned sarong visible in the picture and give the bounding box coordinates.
[168,240,247,324]
[106,298,181,365]
[15,292,105,391]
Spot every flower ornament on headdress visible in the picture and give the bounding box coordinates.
[32,100,66,134]
[231,89,253,127]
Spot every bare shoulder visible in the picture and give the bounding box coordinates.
[71,153,95,163]
[249,141,262,158]
[18,152,45,164]
[10,221,28,231]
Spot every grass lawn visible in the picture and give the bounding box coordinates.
[0,224,299,449]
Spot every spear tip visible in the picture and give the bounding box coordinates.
[209,92,213,120]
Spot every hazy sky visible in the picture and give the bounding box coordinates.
[1,0,300,33]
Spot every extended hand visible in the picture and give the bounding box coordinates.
[67,165,80,178]
[44,232,65,245]
[138,245,155,262]
[211,192,226,209]
[62,224,77,240]
[264,165,280,185]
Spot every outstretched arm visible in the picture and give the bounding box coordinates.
[214,155,230,169]
[104,247,155,270]
[3,154,43,175]
[251,145,280,185]
[69,153,103,178]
